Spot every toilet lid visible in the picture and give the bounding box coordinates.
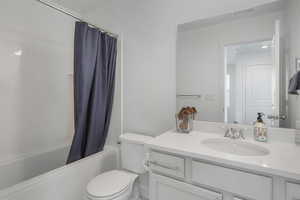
[86,170,133,198]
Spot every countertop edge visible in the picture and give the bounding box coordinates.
[145,142,300,181]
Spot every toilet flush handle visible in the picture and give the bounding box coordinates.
[142,153,151,172]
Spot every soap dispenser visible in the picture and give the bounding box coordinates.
[254,113,268,142]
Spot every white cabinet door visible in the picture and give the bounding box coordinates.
[287,182,300,200]
[244,64,273,126]
[191,161,272,200]
[149,173,222,200]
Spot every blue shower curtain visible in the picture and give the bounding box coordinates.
[67,22,117,164]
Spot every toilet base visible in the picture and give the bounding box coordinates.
[129,178,141,200]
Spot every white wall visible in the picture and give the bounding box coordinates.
[177,11,282,122]
[285,0,300,129]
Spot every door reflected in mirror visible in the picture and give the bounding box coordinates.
[225,41,276,127]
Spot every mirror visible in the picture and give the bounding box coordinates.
[176,0,300,129]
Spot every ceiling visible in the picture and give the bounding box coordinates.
[47,0,101,14]
[48,0,280,25]
[227,40,273,65]
[178,0,283,32]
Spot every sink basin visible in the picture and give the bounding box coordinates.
[202,138,270,156]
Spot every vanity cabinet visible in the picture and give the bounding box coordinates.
[148,150,272,200]
[286,182,300,200]
[150,173,222,200]
[148,149,300,200]
[146,127,300,200]
[191,161,272,200]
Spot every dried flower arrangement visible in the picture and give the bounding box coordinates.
[176,107,197,133]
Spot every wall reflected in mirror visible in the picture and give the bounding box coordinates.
[176,0,300,129]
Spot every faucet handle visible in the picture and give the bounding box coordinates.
[238,127,249,139]
[223,125,248,139]
[238,129,246,139]
[231,128,241,139]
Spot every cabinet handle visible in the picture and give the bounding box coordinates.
[149,161,179,171]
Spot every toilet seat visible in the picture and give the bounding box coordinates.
[86,170,137,200]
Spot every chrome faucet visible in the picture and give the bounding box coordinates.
[224,127,245,140]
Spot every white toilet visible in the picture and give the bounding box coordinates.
[85,133,152,200]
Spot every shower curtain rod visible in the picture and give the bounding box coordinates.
[36,0,118,38]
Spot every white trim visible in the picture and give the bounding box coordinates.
[224,46,228,123]
[119,34,124,135]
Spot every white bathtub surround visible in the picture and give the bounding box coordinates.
[0,143,70,190]
[146,121,300,200]
[0,146,118,200]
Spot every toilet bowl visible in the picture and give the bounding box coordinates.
[85,133,152,200]
[86,170,138,200]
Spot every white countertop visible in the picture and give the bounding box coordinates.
[146,130,300,180]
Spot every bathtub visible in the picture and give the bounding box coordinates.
[0,145,118,200]
[0,144,70,190]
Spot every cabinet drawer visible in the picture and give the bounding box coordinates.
[150,151,185,179]
[287,182,300,200]
[150,174,222,200]
[191,161,272,200]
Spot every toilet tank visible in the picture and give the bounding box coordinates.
[120,133,153,174]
